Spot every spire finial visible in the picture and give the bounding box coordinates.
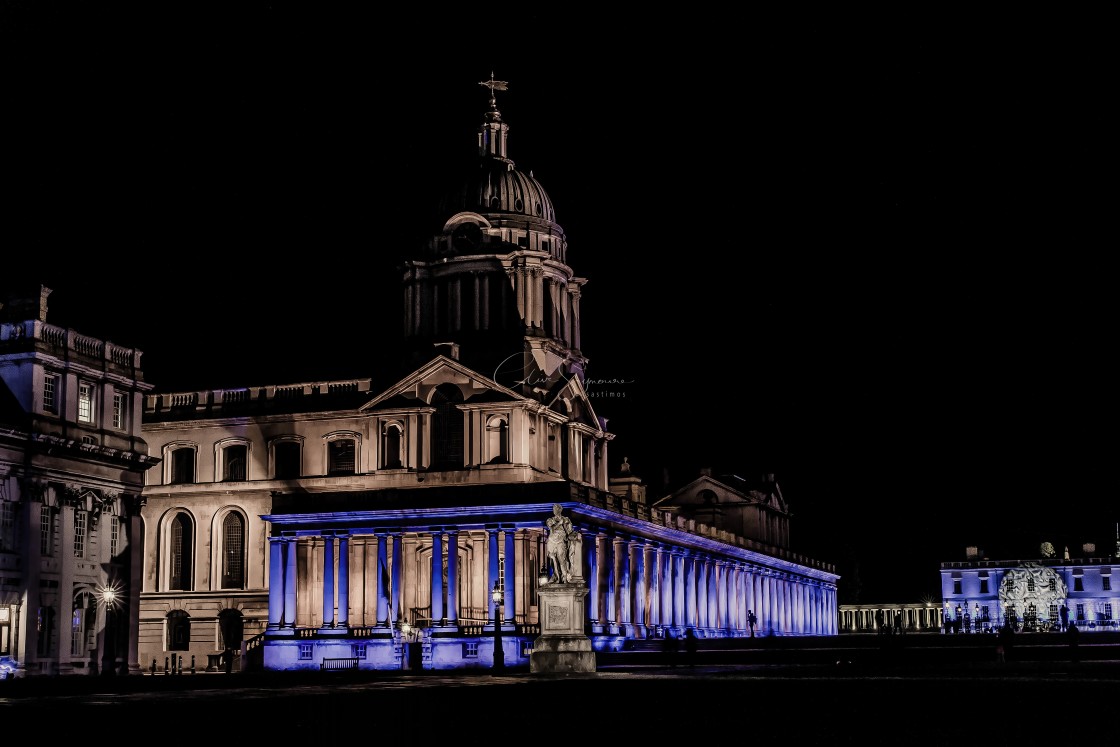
[478,71,508,109]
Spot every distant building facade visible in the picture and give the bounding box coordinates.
[840,540,1120,636]
[136,81,838,673]
[0,285,157,677]
[940,542,1119,633]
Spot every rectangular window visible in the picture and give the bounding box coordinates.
[78,382,94,423]
[171,448,195,484]
[43,374,59,414]
[112,392,125,429]
[74,510,86,558]
[1049,578,1057,592]
[952,580,961,595]
[351,643,367,659]
[1104,603,1113,621]
[0,502,14,552]
[979,579,989,594]
[110,515,120,558]
[463,642,479,658]
[1104,576,1112,591]
[1076,603,1085,621]
[274,441,301,479]
[1074,577,1084,592]
[40,506,53,556]
[298,643,313,660]
[1027,577,1036,592]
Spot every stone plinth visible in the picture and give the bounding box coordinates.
[530,584,596,674]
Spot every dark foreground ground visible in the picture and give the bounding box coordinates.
[2,633,1116,744]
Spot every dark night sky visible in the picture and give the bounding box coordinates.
[2,6,1115,601]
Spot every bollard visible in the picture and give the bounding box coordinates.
[164,656,169,675]
[150,658,156,674]
[190,655,196,674]
[178,655,183,675]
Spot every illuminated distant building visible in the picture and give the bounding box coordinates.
[939,540,1119,633]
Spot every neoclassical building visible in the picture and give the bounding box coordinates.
[939,541,1120,634]
[136,78,838,672]
[0,285,157,677]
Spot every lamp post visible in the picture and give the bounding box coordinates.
[100,586,118,676]
[492,581,505,670]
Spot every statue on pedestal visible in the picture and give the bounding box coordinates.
[546,503,577,583]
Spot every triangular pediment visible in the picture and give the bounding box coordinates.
[652,473,788,514]
[360,355,526,411]
[543,372,607,433]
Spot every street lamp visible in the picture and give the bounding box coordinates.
[491,581,505,670]
[99,585,120,676]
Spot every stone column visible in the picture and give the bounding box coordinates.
[672,550,684,631]
[446,530,459,625]
[587,531,601,631]
[617,536,631,635]
[431,530,444,623]
[376,534,389,627]
[284,538,297,630]
[488,528,501,623]
[267,537,284,630]
[337,535,349,629]
[391,533,403,627]
[320,535,335,630]
[632,541,645,636]
[684,552,696,629]
[503,528,515,624]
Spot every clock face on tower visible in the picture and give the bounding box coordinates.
[451,222,482,253]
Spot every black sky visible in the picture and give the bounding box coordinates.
[2,6,1115,601]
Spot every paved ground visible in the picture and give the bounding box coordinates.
[3,637,1116,743]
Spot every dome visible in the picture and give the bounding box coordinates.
[436,159,556,228]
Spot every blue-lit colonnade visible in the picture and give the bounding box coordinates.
[260,494,838,670]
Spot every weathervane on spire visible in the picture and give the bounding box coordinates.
[479,71,508,107]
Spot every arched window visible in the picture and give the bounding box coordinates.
[167,610,191,651]
[486,415,509,464]
[170,513,194,591]
[381,422,403,469]
[218,608,244,652]
[221,513,245,590]
[70,589,96,657]
[430,384,464,469]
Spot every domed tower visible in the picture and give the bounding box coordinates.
[400,74,587,399]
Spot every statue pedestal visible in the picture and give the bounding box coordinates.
[530,584,596,674]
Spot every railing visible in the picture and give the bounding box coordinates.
[145,377,374,413]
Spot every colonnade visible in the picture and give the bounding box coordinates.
[265,525,837,638]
